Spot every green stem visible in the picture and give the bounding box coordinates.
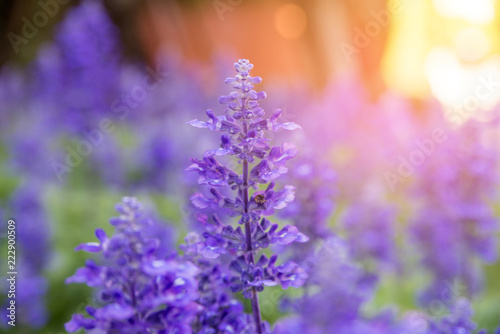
[242,120,263,334]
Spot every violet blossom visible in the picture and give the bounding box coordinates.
[65,197,201,333]
[180,232,256,334]
[187,59,308,333]
[1,183,50,328]
[411,120,499,304]
[341,201,397,269]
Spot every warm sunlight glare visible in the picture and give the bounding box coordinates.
[432,0,495,24]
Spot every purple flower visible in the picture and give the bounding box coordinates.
[187,59,305,333]
[187,156,239,187]
[46,0,121,133]
[278,157,336,263]
[427,298,478,333]
[273,261,308,289]
[180,233,258,334]
[274,236,378,333]
[341,201,397,268]
[249,143,298,183]
[66,197,202,333]
[0,183,51,328]
[411,120,499,303]
[249,183,296,215]
[399,297,487,334]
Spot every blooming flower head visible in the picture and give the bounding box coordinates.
[187,59,306,333]
[180,232,257,334]
[66,197,201,333]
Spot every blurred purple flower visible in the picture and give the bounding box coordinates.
[412,120,499,303]
[44,0,121,133]
[341,201,397,268]
[274,236,378,334]
[0,183,51,328]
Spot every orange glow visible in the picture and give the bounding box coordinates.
[274,3,308,40]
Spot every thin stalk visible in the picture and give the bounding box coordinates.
[242,120,263,334]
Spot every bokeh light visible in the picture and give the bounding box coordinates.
[274,3,308,40]
[433,0,495,24]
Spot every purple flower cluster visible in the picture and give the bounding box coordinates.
[276,157,336,268]
[180,232,256,333]
[34,0,121,133]
[341,201,397,268]
[66,197,201,333]
[1,0,499,329]
[426,298,482,333]
[0,66,24,135]
[187,59,308,333]
[1,184,50,328]
[280,158,336,241]
[275,236,495,334]
[274,236,378,334]
[412,120,499,304]
[399,297,500,334]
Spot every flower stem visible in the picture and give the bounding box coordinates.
[242,120,263,334]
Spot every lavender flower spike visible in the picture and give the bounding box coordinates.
[188,59,306,333]
[65,197,201,333]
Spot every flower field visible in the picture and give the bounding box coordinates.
[1,1,500,333]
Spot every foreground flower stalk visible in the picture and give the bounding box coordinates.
[65,197,201,333]
[188,59,308,333]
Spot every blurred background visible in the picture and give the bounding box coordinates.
[3,0,500,101]
[1,0,500,333]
